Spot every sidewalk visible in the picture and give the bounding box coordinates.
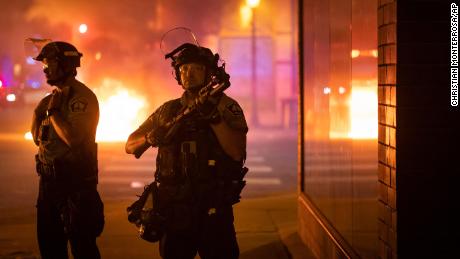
[0,194,315,259]
[100,193,314,258]
[233,194,315,259]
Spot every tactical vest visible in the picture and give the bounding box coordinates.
[154,99,244,210]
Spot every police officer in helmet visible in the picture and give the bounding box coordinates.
[31,41,104,258]
[126,44,248,259]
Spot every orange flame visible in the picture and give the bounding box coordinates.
[94,78,148,142]
[348,80,378,139]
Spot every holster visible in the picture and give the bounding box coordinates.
[225,166,248,205]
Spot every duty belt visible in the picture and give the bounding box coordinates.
[35,154,98,185]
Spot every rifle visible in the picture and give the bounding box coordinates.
[133,70,230,159]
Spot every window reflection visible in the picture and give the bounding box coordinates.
[302,0,378,257]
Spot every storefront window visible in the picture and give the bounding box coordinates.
[301,0,378,257]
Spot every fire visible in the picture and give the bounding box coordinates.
[24,132,33,140]
[348,80,378,139]
[94,78,148,142]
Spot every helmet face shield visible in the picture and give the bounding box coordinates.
[160,27,199,57]
[24,38,52,62]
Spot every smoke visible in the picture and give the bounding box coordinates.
[0,0,225,109]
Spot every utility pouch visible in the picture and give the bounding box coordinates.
[180,141,197,179]
[157,145,179,184]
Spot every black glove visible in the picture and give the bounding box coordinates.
[195,92,222,123]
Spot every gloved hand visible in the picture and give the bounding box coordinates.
[195,91,222,123]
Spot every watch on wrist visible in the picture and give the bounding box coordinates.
[46,108,59,117]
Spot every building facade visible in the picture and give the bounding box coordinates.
[297,0,456,258]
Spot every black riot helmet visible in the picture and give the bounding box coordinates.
[34,41,83,68]
[165,43,219,85]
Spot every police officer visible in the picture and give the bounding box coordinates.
[126,44,248,259]
[31,41,104,259]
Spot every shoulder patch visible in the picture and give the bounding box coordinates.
[70,98,88,113]
[221,100,248,132]
[226,102,243,116]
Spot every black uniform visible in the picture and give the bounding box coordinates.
[135,92,248,259]
[33,78,104,259]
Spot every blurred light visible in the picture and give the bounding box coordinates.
[351,50,360,58]
[371,49,378,58]
[246,0,261,8]
[349,82,378,139]
[95,52,102,61]
[0,80,2,88]
[323,87,331,95]
[339,86,346,94]
[31,81,41,89]
[240,5,252,28]
[24,132,33,140]
[14,64,22,76]
[79,23,88,34]
[130,181,144,188]
[94,78,147,142]
[6,94,16,102]
[26,56,36,65]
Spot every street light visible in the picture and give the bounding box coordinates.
[246,0,260,127]
[79,23,88,34]
[247,0,260,8]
